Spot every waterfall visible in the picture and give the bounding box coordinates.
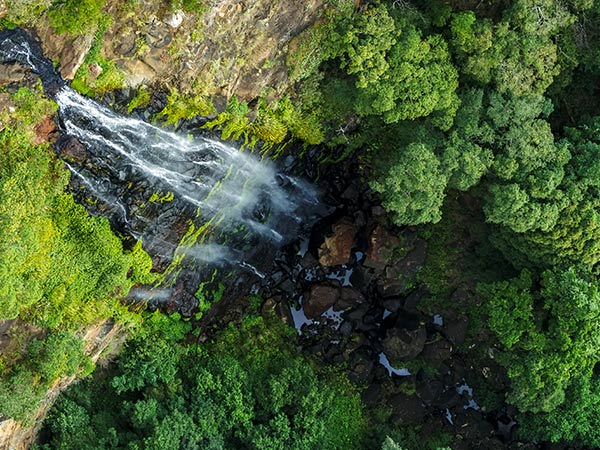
[0,28,319,287]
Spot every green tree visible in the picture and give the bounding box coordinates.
[479,268,600,413]
[370,142,447,226]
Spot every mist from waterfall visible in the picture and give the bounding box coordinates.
[0,28,320,287]
[56,86,318,267]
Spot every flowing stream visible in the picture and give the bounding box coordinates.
[0,28,319,292]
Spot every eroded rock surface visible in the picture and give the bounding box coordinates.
[318,218,358,266]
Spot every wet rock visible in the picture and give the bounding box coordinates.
[389,393,426,424]
[383,325,427,363]
[33,116,58,145]
[344,303,370,324]
[336,287,364,310]
[59,136,88,163]
[0,62,27,84]
[59,34,94,80]
[339,320,353,336]
[303,281,340,319]
[348,266,371,290]
[318,218,357,266]
[442,316,469,346]
[364,224,401,272]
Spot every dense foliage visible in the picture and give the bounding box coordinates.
[0,84,154,421]
[39,314,366,450]
[5,0,600,448]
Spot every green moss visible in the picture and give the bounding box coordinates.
[127,86,151,113]
[48,0,106,36]
[156,88,215,126]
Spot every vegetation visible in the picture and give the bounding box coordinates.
[6,0,600,448]
[0,82,154,421]
[39,315,366,449]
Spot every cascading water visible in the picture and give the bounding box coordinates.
[55,86,318,260]
[0,28,320,308]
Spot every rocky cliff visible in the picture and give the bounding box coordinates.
[35,0,325,101]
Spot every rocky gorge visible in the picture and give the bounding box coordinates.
[0,1,589,449]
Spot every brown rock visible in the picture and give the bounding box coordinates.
[364,224,402,272]
[303,281,341,318]
[58,34,94,80]
[318,218,357,266]
[33,116,58,145]
[0,63,27,84]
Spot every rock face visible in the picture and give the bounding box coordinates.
[42,0,323,97]
[0,63,27,84]
[0,320,126,450]
[36,23,93,80]
[33,115,58,145]
[318,218,358,266]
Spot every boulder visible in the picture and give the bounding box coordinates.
[364,224,402,272]
[33,116,58,145]
[303,282,340,319]
[383,325,426,362]
[58,34,93,80]
[336,287,364,310]
[318,218,357,266]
